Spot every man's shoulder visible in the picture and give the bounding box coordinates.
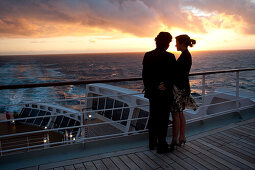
[145,49,157,56]
[166,51,175,57]
[143,49,157,61]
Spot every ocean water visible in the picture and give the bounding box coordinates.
[0,50,255,112]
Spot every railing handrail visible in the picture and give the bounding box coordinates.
[0,68,254,90]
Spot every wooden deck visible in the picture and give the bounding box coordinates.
[21,118,255,170]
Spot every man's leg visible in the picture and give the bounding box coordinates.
[156,99,170,152]
[148,99,157,150]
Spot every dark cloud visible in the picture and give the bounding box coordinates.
[0,0,254,38]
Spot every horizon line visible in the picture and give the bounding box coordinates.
[1,48,255,56]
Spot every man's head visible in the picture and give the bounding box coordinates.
[155,32,172,50]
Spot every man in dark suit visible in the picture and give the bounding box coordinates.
[142,32,176,153]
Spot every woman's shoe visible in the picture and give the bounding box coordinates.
[178,138,186,147]
[169,142,178,151]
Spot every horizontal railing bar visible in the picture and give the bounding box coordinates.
[189,68,255,76]
[0,137,43,144]
[0,129,148,154]
[1,68,254,90]
[191,89,236,99]
[0,78,142,90]
[192,96,254,108]
[187,103,255,124]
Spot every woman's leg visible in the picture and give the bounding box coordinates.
[179,111,186,142]
[171,112,180,144]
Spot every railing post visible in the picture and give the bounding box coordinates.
[236,71,241,116]
[0,140,2,156]
[27,136,29,151]
[144,113,149,130]
[79,85,85,142]
[125,110,133,134]
[82,86,88,145]
[236,71,240,98]
[111,99,116,119]
[202,75,206,104]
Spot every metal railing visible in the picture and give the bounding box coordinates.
[0,68,254,156]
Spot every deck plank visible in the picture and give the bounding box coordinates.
[178,146,215,170]
[135,152,159,169]
[206,133,255,155]
[215,133,255,151]
[190,140,210,151]
[208,148,254,170]
[53,167,64,170]
[197,139,255,169]
[170,162,185,170]
[219,131,255,147]
[183,157,208,170]
[242,136,255,144]
[195,151,223,169]
[166,151,197,170]
[110,156,129,170]
[181,145,200,155]
[20,166,39,170]
[143,151,172,169]
[151,150,175,165]
[233,126,255,136]
[119,155,140,170]
[188,142,242,170]
[128,153,152,170]
[218,144,255,164]
[93,160,108,170]
[173,150,188,159]
[101,158,118,170]
[228,141,255,155]
[63,165,75,170]
[73,163,85,169]
[83,162,97,170]
[228,128,250,138]
[204,134,255,161]
[201,136,222,147]
[238,125,255,133]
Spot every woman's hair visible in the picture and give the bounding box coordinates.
[175,34,196,47]
[155,32,172,48]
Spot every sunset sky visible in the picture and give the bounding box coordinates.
[0,0,255,55]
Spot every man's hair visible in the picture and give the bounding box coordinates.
[155,32,172,48]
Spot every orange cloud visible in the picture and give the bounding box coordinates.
[186,0,255,34]
[0,0,254,38]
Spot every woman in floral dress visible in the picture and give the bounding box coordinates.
[169,34,198,150]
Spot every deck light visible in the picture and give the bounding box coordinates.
[44,126,47,129]
[69,132,73,138]
[12,120,15,123]
[73,137,76,141]
[43,137,47,143]
[88,114,92,118]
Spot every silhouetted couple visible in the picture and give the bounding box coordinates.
[142,32,197,153]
